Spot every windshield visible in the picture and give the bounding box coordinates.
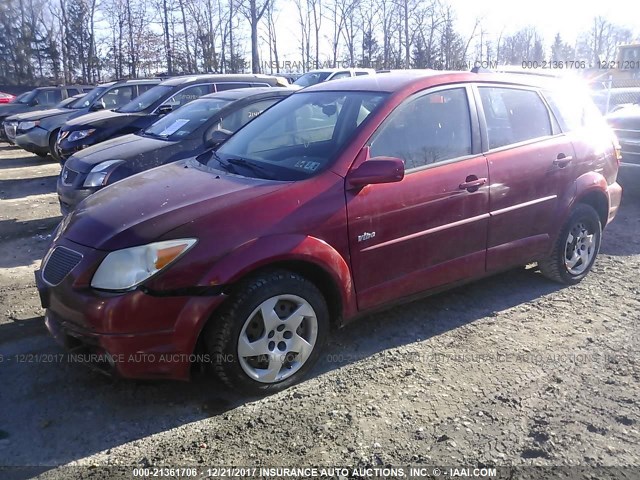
[56,96,83,109]
[294,72,332,87]
[11,92,31,104]
[70,87,106,109]
[144,97,233,139]
[213,91,387,180]
[16,90,38,104]
[117,85,173,113]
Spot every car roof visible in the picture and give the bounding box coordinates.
[303,70,564,94]
[159,74,283,86]
[199,87,295,101]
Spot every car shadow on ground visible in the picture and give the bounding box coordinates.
[0,156,54,171]
[0,265,566,478]
[0,175,58,200]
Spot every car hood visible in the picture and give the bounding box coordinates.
[62,109,142,129]
[63,159,286,251]
[68,134,175,172]
[0,104,30,119]
[10,107,69,122]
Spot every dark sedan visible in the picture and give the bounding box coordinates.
[57,87,294,214]
[607,103,640,192]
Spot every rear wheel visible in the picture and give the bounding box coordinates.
[538,204,602,285]
[204,270,329,395]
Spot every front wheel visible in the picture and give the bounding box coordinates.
[49,130,61,162]
[538,204,602,285]
[204,270,329,394]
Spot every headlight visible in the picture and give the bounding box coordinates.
[91,239,197,290]
[67,129,96,142]
[19,120,40,131]
[83,160,125,187]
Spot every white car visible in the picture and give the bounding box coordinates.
[294,68,375,87]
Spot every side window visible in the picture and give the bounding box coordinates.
[355,71,370,76]
[66,88,79,96]
[215,83,252,91]
[479,87,552,149]
[136,84,156,95]
[369,88,472,171]
[101,86,135,108]
[543,88,606,132]
[163,85,211,109]
[36,89,62,106]
[329,72,351,81]
[219,99,280,132]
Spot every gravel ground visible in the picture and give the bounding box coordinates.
[0,143,638,480]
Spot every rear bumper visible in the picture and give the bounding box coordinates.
[607,181,623,224]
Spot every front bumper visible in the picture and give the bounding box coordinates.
[15,127,50,155]
[57,172,97,215]
[35,240,226,380]
[607,181,623,224]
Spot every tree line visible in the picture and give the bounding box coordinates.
[0,0,637,85]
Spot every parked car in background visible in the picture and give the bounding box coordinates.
[293,68,375,87]
[592,87,640,114]
[36,71,621,394]
[3,93,86,150]
[277,73,302,84]
[57,87,294,213]
[0,92,15,104]
[0,85,93,143]
[9,79,160,160]
[56,74,291,160]
[607,103,640,191]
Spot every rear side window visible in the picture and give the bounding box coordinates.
[369,88,472,170]
[219,99,280,132]
[136,84,157,95]
[479,87,552,149]
[543,88,606,132]
[101,86,135,109]
[66,88,79,96]
[215,83,252,91]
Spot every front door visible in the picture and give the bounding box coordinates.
[346,86,490,311]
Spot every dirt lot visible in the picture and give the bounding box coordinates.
[0,143,638,480]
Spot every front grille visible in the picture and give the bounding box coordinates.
[61,166,79,185]
[43,246,83,285]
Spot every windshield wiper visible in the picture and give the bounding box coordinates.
[226,157,276,180]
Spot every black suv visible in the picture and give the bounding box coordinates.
[8,79,160,160]
[0,85,93,143]
[56,74,290,160]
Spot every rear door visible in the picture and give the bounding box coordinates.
[347,86,489,311]
[475,85,577,272]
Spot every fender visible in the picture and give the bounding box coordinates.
[549,171,609,246]
[198,233,357,320]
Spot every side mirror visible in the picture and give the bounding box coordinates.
[347,157,404,188]
[204,128,232,149]
[157,104,173,115]
[29,98,39,107]
[89,102,104,111]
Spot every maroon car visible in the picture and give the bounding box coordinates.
[36,71,622,394]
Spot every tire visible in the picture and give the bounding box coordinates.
[204,269,329,395]
[538,204,602,285]
[49,130,60,162]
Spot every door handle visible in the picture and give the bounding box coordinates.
[553,153,573,168]
[459,177,487,192]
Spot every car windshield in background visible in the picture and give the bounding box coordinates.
[16,90,37,104]
[70,87,106,109]
[144,97,233,139]
[294,72,332,87]
[213,91,387,180]
[117,85,173,113]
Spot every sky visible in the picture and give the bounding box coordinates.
[263,0,638,68]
